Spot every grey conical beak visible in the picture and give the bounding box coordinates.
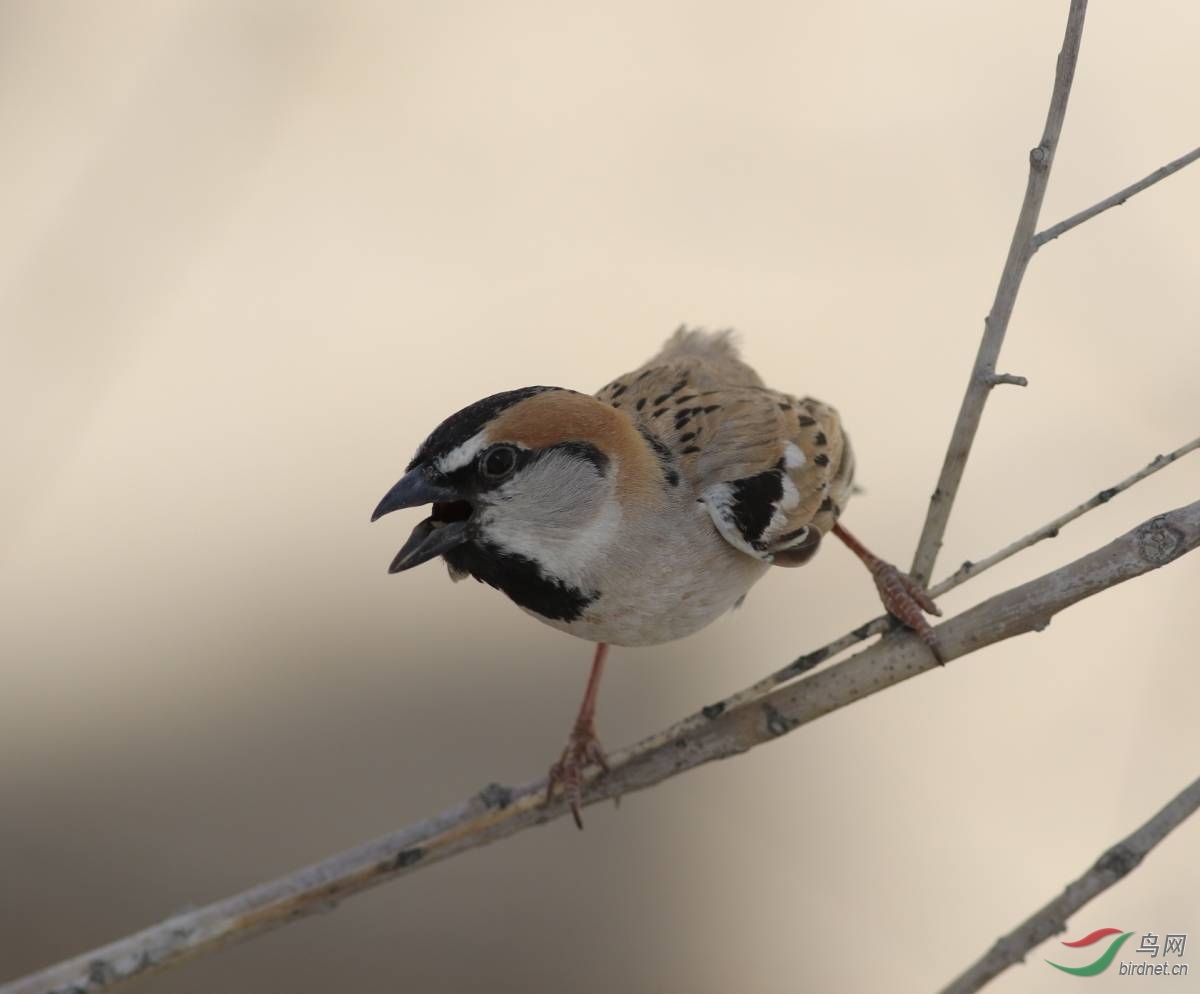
[370,466,461,522]
[387,517,471,572]
[372,465,473,573]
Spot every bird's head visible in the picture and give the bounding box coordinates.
[371,386,658,618]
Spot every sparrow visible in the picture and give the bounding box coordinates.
[371,328,940,826]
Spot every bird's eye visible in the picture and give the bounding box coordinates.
[479,444,518,481]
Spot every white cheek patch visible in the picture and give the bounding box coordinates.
[783,442,806,469]
[485,495,621,588]
[477,453,621,588]
[435,430,488,474]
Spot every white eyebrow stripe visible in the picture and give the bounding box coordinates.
[435,430,489,473]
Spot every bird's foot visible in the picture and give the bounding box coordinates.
[832,524,945,664]
[869,560,944,664]
[545,720,609,829]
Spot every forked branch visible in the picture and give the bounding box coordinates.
[909,2,1200,588]
[1035,144,1200,246]
[909,0,1089,586]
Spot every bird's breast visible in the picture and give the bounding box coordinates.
[522,503,769,647]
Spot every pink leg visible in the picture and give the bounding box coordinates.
[545,642,611,829]
[833,523,945,664]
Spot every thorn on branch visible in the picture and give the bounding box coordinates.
[986,372,1028,387]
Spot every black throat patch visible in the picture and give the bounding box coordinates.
[444,541,598,622]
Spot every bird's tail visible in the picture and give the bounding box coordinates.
[653,325,741,363]
[640,325,763,389]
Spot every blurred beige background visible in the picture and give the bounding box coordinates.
[2,2,1199,991]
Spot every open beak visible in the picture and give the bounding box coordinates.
[370,466,473,573]
[371,466,460,521]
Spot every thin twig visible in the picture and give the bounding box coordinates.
[939,774,1200,994]
[910,0,1089,585]
[6,499,1198,994]
[932,435,1200,596]
[1035,144,1200,247]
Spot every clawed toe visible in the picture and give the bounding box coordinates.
[833,524,944,664]
[870,561,944,664]
[545,726,610,829]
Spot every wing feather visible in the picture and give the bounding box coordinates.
[596,328,855,567]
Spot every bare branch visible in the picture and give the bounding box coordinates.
[1035,144,1200,247]
[6,498,1197,994]
[910,0,1089,585]
[939,774,1200,994]
[933,435,1200,595]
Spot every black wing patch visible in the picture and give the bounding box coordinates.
[723,470,783,547]
[702,467,817,563]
